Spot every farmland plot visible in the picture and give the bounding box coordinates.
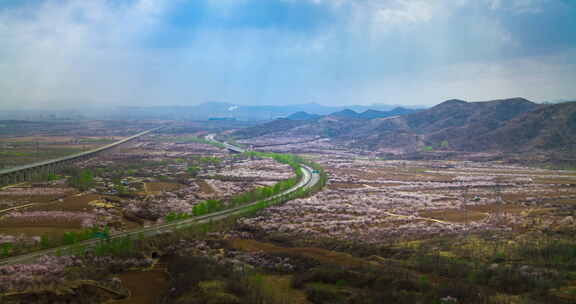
[241,157,576,242]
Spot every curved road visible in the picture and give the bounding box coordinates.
[0,137,320,265]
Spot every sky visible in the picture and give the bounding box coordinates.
[0,0,575,109]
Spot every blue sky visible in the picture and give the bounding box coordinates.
[0,0,575,108]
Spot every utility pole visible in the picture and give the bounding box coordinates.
[493,177,504,222]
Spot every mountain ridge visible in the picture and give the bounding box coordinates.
[232,98,576,156]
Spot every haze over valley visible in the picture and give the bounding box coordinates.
[1,1,576,303]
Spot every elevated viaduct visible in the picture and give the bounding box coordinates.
[0,127,162,186]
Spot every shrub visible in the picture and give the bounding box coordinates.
[305,283,348,304]
[292,266,353,289]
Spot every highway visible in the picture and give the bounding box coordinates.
[0,136,320,266]
[0,127,163,177]
[205,134,245,153]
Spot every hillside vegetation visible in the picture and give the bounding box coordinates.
[233,98,576,162]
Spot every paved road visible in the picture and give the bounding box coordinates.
[0,138,320,265]
[206,134,245,153]
[0,127,163,176]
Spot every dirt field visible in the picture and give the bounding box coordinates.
[0,226,82,238]
[196,180,215,194]
[144,182,183,194]
[111,268,169,304]
[29,194,102,212]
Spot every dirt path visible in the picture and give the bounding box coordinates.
[0,203,36,215]
[382,211,453,224]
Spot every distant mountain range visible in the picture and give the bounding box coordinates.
[0,102,423,121]
[101,102,423,121]
[113,102,418,120]
[233,97,576,155]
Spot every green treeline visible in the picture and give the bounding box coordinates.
[167,151,327,222]
[62,226,110,245]
[67,169,95,191]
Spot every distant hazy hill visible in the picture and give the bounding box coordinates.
[233,97,576,155]
[285,111,322,121]
[2,101,423,121]
[234,107,419,139]
[359,107,414,119]
[233,118,310,138]
[107,102,422,121]
[330,109,362,119]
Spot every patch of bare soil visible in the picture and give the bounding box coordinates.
[111,268,169,304]
[329,168,454,182]
[0,226,82,238]
[419,209,488,223]
[195,179,215,194]
[30,194,101,212]
[0,194,70,204]
[144,182,182,193]
[468,203,529,215]
[0,217,83,230]
[327,182,366,190]
[535,177,576,185]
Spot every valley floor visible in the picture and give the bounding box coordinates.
[1,128,576,303]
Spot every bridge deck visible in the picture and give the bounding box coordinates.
[0,127,161,176]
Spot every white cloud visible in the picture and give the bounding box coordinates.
[0,0,573,109]
[488,0,548,13]
[0,0,178,107]
[352,49,576,104]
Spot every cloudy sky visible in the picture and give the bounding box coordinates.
[1,0,575,108]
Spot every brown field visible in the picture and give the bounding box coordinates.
[0,193,75,205]
[419,209,489,223]
[330,168,454,182]
[196,180,215,194]
[534,177,576,185]
[29,194,102,212]
[327,182,366,189]
[0,226,82,238]
[144,182,182,193]
[0,217,83,229]
[110,268,169,304]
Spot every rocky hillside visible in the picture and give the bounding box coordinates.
[476,101,576,152]
[233,98,576,155]
[235,107,418,139]
[406,97,540,151]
